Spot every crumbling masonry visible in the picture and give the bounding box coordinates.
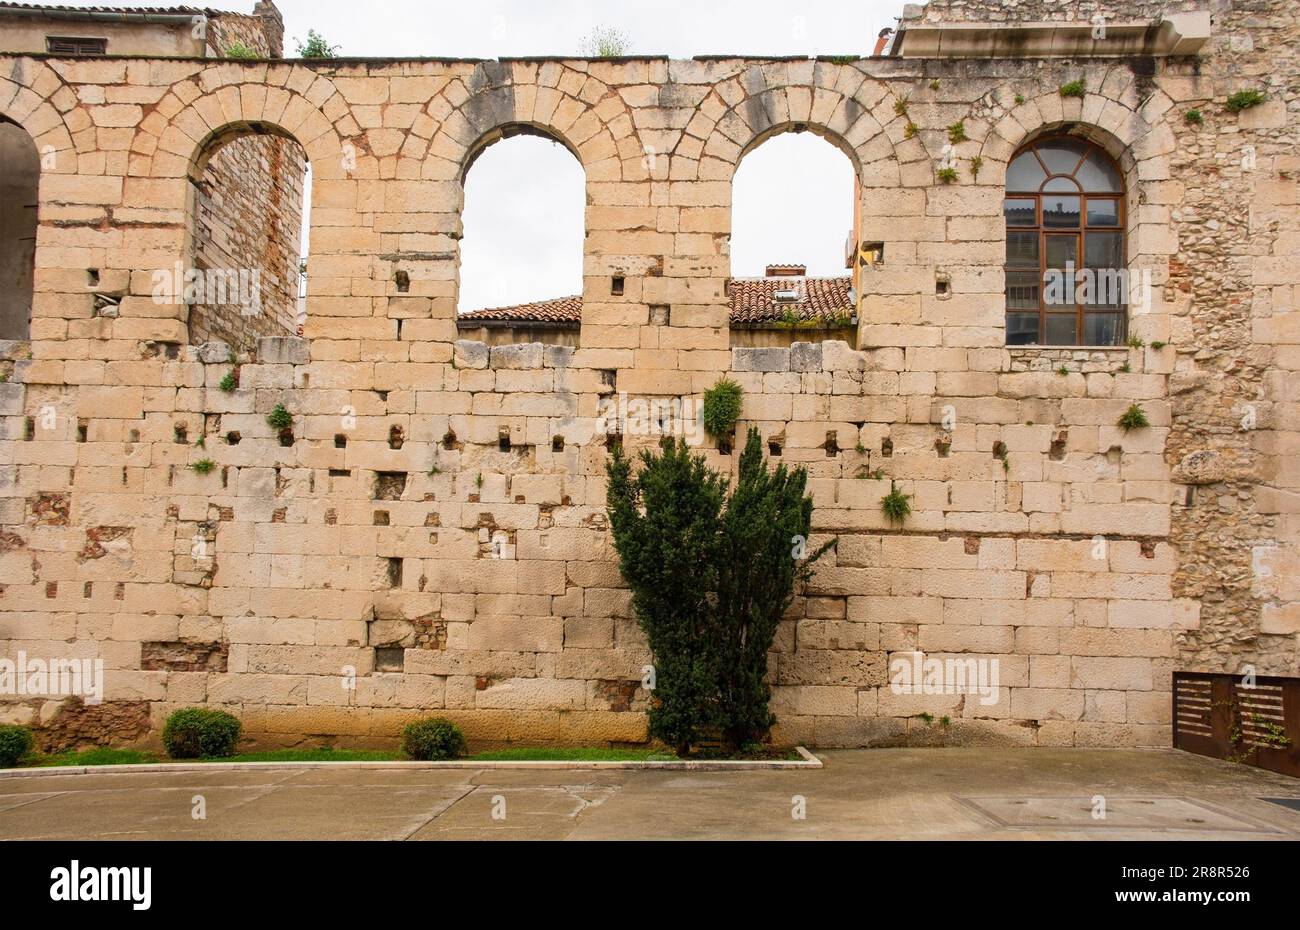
[1,0,1297,750]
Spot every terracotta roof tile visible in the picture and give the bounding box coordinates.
[0,3,222,16]
[458,277,855,328]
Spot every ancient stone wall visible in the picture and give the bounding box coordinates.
[0,0,1296,751]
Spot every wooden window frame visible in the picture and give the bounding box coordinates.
[1004,135,1127,347]
[46,36,108,57]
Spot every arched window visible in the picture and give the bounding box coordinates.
[456,130,584,346]
[1004,136,1126,346]
[0,117,39,341]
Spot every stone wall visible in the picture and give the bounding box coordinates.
[0,0,1296,751]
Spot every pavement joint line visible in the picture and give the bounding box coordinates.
[0,748,823,779]
[397,784,479,840]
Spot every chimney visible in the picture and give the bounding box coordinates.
[253,1,284,58]
[765,264,806,277]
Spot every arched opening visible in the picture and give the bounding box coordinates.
[183,122,309,355]
[729,129,857,348]
[0,117,39,341]
[1004,133,1127,346]
[455,127,584,347]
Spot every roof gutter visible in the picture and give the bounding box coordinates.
[0,7,207,26]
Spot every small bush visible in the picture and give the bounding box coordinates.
[1225,89,1265,112]
[266,404,293,430]
[936,166,958,184]
[880,482,912,525]
[401,717,466,760]
[1118,404,1150,432]
[893,95,909,117]
[1059,80,1086,98]
[295,30,339,59]
[581,25,630,57]
[225,42,256,60]
[968,155,983,180]
[0,725,33,767]
[219,370,237,393]
[947,120,967,144]
[162,708,241,759]
[191,458,216,475]
[702,378,743,442]
[904,122,918,139]
[1014,93,1025,105]
[1184,108,1203,125]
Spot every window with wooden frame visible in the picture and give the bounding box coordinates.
[1004,135,1127,346]
[46,36,108,56]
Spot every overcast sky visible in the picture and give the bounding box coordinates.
[59,0,909,312]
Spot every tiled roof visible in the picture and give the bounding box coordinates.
[457,276,855,327]
[728,276,854,325]
[0,3,224,16]
[458,295,583,325]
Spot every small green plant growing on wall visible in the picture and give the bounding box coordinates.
[581,25,630,57]
[1059,79,1086,98]
[1119,362,1132,373]
[266,404,293,430]
[219,370,238,393]
[947,120,968,144]
[1127,335,1146,349]
[969,155,983,180]
[1151,340,1167,350]
[1184,108,1203,125]
[904,121,918,139]
[936,166,958,184]
[1225,89,1266,112]
[225,42,256,60]
[191,458,216,475]
[475,472,484,489]
[893,95,910,118]
[880,482,912,525]
[702,378,743,443]
[1014,93,1025,105]
[1118,404,1150,432]
[928,79,941,91]
[1057,365,1069,377]
[918,711,934,725]
[295,30,339,59]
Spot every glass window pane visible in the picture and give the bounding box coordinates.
[1044,236,1077,269]
[1006,271,1039,310]
[1076,149,1123,192]
[1004,198,1036,226]
[1042,195,1080,227]
[1043,176,1080,193]
[1084,313,1124,346]
[1006,151,1047,191]
[1044,314,1078,345]
[1086,198,1120,226]
[1035,138,1090,175]
[1006,231,1039,267]
[1084,231,1123,269]
[1006,312,1040,345]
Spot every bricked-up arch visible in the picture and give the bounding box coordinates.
[181,122,308,353]
[0,117,38,340]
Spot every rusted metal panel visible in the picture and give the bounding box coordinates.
[1173,672,1300,779]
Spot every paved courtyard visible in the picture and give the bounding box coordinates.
[1,748,1298,841]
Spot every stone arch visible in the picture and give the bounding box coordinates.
[0,61,80,168]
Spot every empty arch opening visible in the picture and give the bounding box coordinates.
[0,117,39,341]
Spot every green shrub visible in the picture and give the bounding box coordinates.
[947,120,967,144]
[191,458,216,475]
[606,430,831,754]
[0,725,33,767]
[1225,89,1265,112]
[1059,80,1086,98]
[295,30,339,59]
[225,42,256,60]
[904,122,918,139]
[1184,108,1203,125]
[401,717,466,760]
[162,708,241,759]
[219,370,237,393]
[968,155,983,180]
[701,378,743,443]
[893,95,909,117]
[880,482,912,525]
[266,404,293,430]
[1118,404,1150,432]
[581,25,630,57]
[936,166,958,184]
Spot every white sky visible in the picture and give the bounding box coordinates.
[54,0,908,311]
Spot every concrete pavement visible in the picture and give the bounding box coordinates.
[2,748,1299,841]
